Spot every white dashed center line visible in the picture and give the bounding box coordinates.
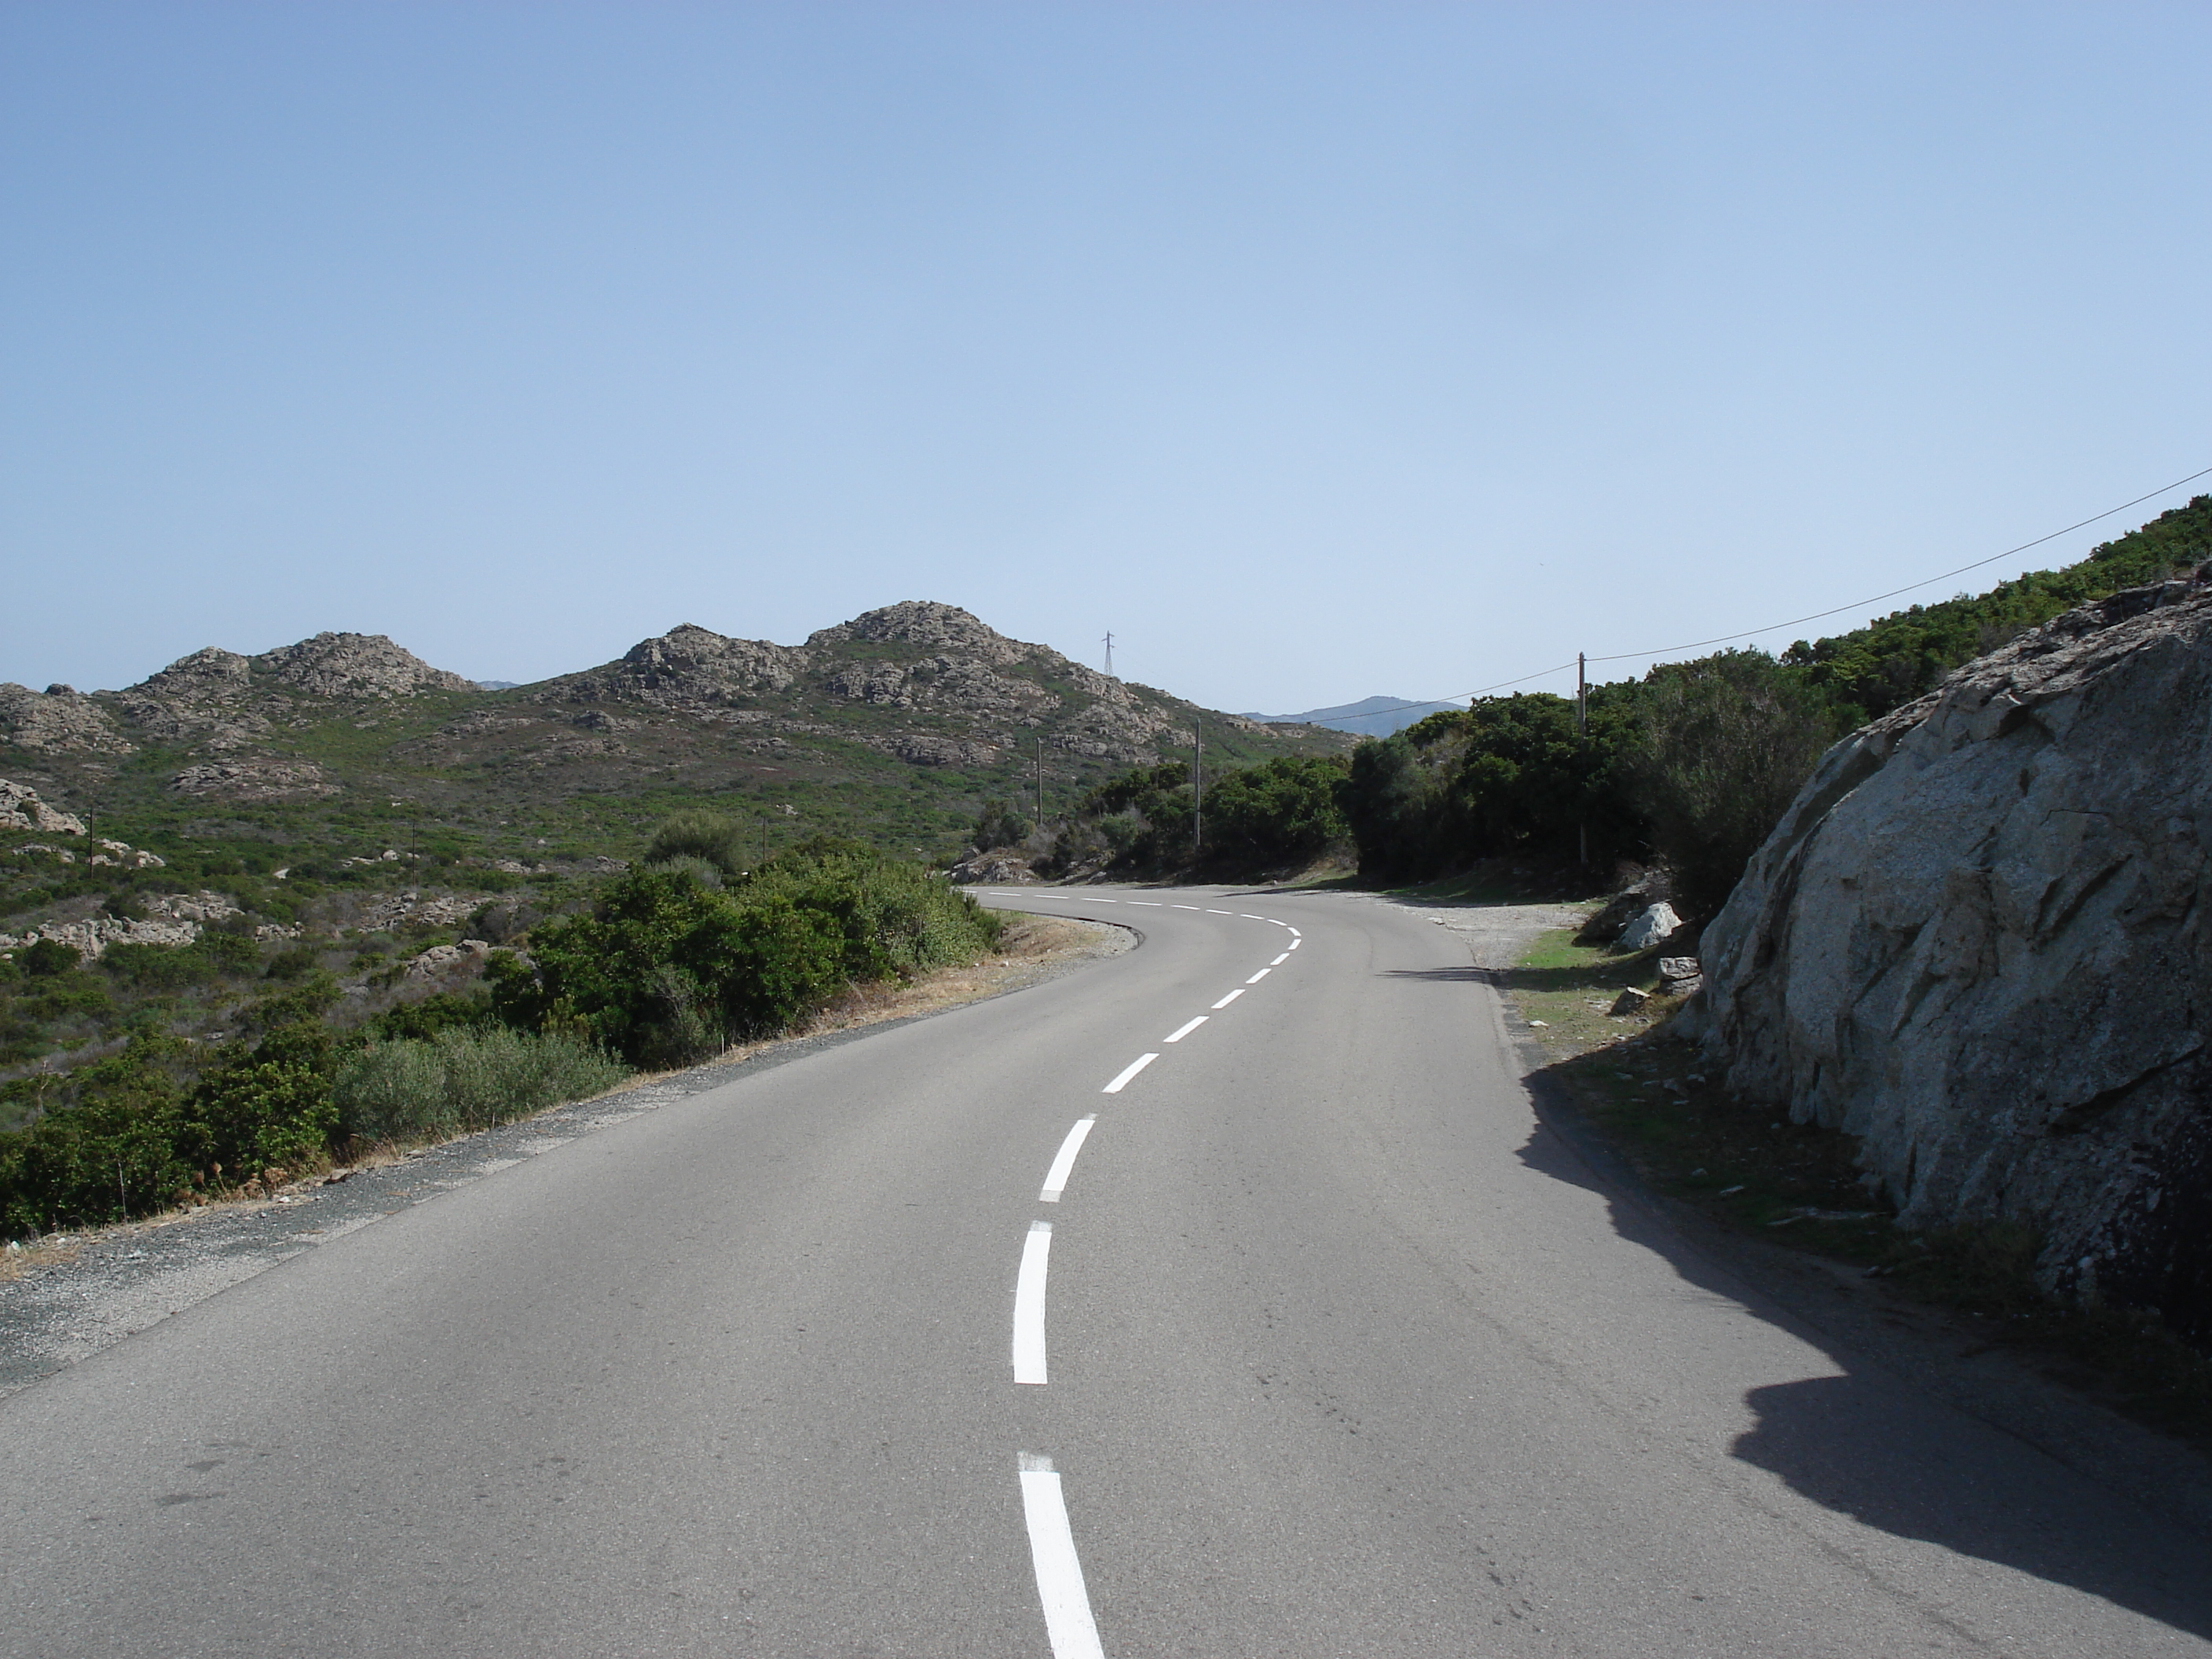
[1163,1016,1207,1042]
[1211,988,1244,1009]
[1172,904,1199,910]
[1101,1053,1158,1093]
[1206,909,1232,915]
[1270,952,1290,965]
[1287,937,1301,949]
[1128,900,1162,906]
[1246,967,1271,984]
[1013,1221,1053,1384]
[1038,1117,1097,1203]
[1018,1454,1105,1659]
[1241,914,1264,920]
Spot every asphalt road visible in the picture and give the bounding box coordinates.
[2,888,2207,1657]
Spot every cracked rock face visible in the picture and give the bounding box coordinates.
[1690,573,2212,1341]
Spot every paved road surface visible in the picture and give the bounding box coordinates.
[2,888,2207,1656]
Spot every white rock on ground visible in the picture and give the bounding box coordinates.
[1615,902,1680,952]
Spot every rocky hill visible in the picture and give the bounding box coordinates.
[1687,571,2212,1345]
[0,605,1344,866]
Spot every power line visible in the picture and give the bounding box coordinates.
[1309,465,2212,723]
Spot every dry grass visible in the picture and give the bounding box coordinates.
[0,1235,80,1281]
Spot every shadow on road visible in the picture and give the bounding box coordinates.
[1511,1104,2212,1643]
[1377,965,1489,983]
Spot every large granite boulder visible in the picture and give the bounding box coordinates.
[1686,573,2212,1341]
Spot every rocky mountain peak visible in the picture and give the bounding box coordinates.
[255,632,475,699]
[807,601,1028,668]
[593,624,806,701]
[141,646,252,696]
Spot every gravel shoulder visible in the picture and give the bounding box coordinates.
[0,914,1131,1398]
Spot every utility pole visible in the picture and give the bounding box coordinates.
[1576,652,1589,867]
[1192,727,1203,855]
[1103,632,1115,676]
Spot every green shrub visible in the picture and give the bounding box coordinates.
[191,1019,340,1180]
[498,840,1001,1064]
[972,798,1031,851]
[648,854,725,890]
[19,938,75,977]
[369,990,496,1042]
[194,932,262,975]
[0,1035,206,1232]
[334,1027,625,1143]
[263,945,320,981]
[1626,652,1838,916]
[101,941,215,991]
[643,810,748,877]
[1199,756,1351,867]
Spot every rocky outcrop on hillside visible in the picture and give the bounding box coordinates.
[255,632,475,700]
[0,684,134,755]
[114,634,473,751]
[1688,573,2212,1342]
[1,780,88,837]
[168,759,340,801]
[554,624,808,711]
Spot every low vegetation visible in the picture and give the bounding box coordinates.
[495,833,1003,1067]
[0,817,1004,1236]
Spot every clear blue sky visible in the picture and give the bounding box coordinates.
[5,2,2209,714]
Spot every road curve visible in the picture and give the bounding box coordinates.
[0,887,2207,1657]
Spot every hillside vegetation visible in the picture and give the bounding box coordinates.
[0,601,1346,900]
[0,828,999,1234]
[1338,496,2212,911]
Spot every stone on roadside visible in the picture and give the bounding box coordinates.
[1616,903,1681,952]
[1609,986,1651,1016]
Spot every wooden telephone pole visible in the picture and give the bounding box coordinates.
[1192,727,1203,854]
[1576,652,1589,866]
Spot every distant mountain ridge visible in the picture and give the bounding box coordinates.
[1242,694,1462,738]
[0,602,1348,861]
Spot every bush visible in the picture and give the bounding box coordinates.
[194,932,262,975]
[191,1019,340,1181]
[0,1035,205,1231]
[101,941,215,992]
[335,1028,625,1143]
[19,938,75,978]
[369,990,496,1042]
[1626,651,1838,915]
[643,810,748,877]
[263,945,320,981]
[496,840,1002,1064]
[972,798,1031,851]
[1199,756,1350,867]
